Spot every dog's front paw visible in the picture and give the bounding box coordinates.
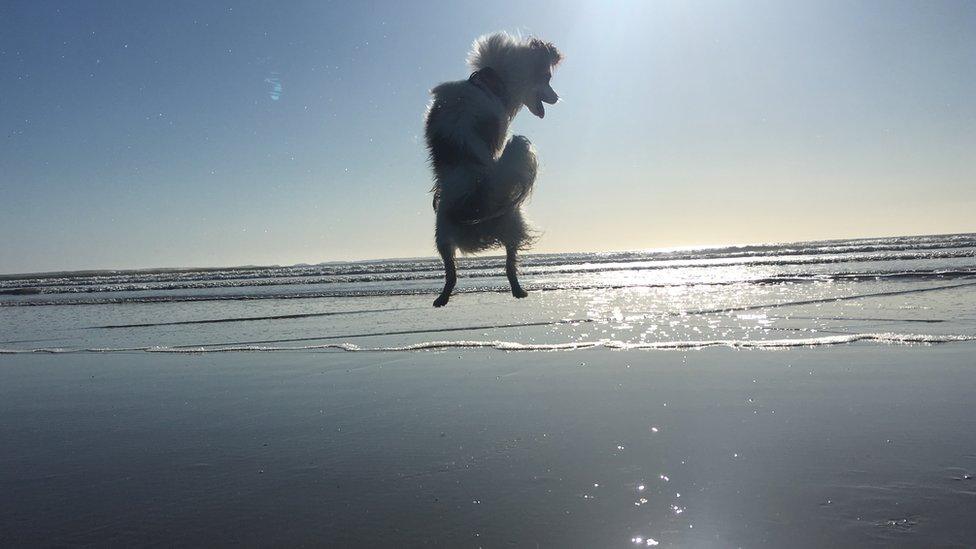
[512,287,528,299]
[510,134,532,148]
[502,135,538,179]
[433,293,450,307]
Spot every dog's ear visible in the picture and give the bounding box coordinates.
[529,38,563,67]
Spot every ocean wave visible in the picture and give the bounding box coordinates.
[5,276,975,308]
[683,281,976,314]
[2,234,973,308]
[3,258,975,297]
[3,333,974,355]
[93,307,413,329]
[3,233,974,291]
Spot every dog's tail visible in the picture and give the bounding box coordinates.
[456,186,530,225]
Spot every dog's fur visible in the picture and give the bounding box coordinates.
[425,32,562,307]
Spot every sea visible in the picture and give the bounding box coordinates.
[2,233,975,354]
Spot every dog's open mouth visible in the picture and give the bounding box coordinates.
[527,96,546,118]
[527,90,559,118]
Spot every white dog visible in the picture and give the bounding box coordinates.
[425,32,562,307]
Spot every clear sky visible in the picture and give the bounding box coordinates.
[2,0,974,273]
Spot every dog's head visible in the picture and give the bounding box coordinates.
[468,32,563,118]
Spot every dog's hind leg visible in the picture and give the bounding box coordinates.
[505,244,528,299]
[433,240,457,307]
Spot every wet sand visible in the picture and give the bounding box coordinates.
[1,344,974,547]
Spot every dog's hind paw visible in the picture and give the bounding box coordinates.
[433,294,450,307]
[512,287,528,299]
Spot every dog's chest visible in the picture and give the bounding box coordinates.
[475,112,507,157]
[427,99,507,160]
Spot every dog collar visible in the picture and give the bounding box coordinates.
[468,67,509,104]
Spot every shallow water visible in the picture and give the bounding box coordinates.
[1,233,975,353]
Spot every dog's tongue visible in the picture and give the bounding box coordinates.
[527,97,545,118]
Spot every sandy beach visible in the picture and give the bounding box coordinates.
[2,344,975,547]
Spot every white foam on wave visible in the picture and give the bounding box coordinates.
[2,333,974,355]
[4,233,974,304]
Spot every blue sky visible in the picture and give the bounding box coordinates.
[2,0,974,273]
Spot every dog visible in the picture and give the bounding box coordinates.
[424,32,562,307]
